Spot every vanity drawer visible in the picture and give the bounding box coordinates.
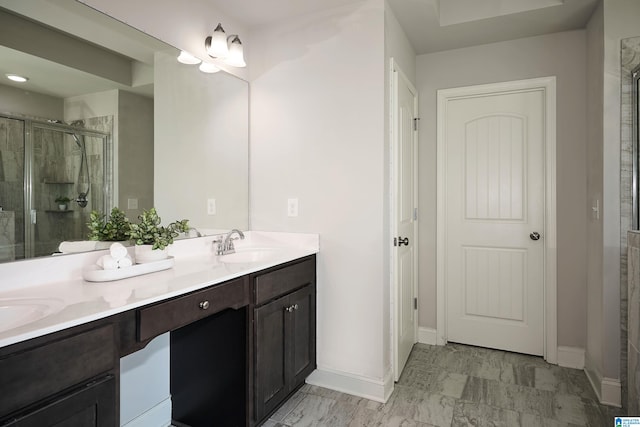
[254,257,316,305]
[137,277,250,342]
[0,324,116,417]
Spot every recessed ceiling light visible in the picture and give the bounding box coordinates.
[6,74,28,83]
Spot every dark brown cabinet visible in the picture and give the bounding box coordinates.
[0,254,316,427]
[0,323,118,427]
[2,375,116,427]
[253,257,316,425]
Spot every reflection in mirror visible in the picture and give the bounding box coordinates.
[154,52,249,232]
[0,1,249,263]
[0,106,113,263]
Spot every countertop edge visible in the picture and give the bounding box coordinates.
[0,245,318,349]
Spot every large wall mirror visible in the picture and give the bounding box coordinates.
[0,0,249,264]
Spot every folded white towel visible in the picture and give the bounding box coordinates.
[59,240,98,253]
[98,254,118,270]
[117,255,133,269]
[109,242,128,260]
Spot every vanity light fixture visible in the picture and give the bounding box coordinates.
[199,62,220,73]
[6,73,28,83]
[204,23,247,68]
[225,35,246,68]
[206,23,229,58]
[177,51,201,65]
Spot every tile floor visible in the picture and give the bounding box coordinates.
[262,343,622,427]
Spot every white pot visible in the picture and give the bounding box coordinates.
[134,244,168,263]
[58,204,67,211]
[95,240,131,250]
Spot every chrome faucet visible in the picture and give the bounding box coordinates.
[214,229,245,255]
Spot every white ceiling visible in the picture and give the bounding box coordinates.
[209,0,600,54]
[0,0,601,99]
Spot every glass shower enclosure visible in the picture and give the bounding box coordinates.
[0,115,111,261]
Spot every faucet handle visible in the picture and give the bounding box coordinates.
[212,236,223,255]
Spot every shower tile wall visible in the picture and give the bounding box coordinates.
[0,117,24,260]
[84,115,111,216]
[628,230,640,412]
[0,211,15,262]
[621,36,640,410]
[33,117,110,257]
[0,114,112,260]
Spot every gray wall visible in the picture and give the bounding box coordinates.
[586,0,605,395]
[416,29,588,348]
[0,83,62,120]
[118,91,153,219]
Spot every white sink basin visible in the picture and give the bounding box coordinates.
[0,298,65,333]
[220,248,280,264]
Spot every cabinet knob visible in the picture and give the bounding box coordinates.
[284,304,299,313]
[199,300,210,310]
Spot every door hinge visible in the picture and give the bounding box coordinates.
[413,117,420,131]
[414,297,418,310]
[393,237,397,247]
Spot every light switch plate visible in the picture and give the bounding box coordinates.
[127,198,138,210]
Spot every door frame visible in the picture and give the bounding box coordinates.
[390,58,419,381]
[436,77,557,364]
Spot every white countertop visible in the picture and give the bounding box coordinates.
[0,231,319,349]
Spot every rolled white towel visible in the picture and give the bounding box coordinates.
[98,254,118,270]
[109,242,128,260]
[117,255,133,269]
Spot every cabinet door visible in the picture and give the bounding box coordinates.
[5,375,116,427]
[254,294,289,422]
[288,285,316,387]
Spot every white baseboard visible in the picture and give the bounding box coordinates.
[584,358,622,408]
[601,378,622,408]
[418,327,437,345]
[305,367,394,403]
[557,346,585,369]
[122,398,172,427]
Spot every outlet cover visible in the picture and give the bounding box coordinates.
[207,198,216,215]
[127,198,138,209]
[287,198,298,217]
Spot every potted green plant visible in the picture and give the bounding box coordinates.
[87,207,131,247]
[54,195,71,211]
[128,207,189,263]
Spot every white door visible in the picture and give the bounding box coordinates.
[443,86,545,356]
[392,60,418,381]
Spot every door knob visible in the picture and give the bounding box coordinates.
[529,232,541,241]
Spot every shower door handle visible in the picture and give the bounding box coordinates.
[31,209,37,224]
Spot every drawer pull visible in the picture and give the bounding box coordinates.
[199,300,210,310]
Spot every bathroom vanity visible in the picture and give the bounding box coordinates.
[0,232,318,427]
